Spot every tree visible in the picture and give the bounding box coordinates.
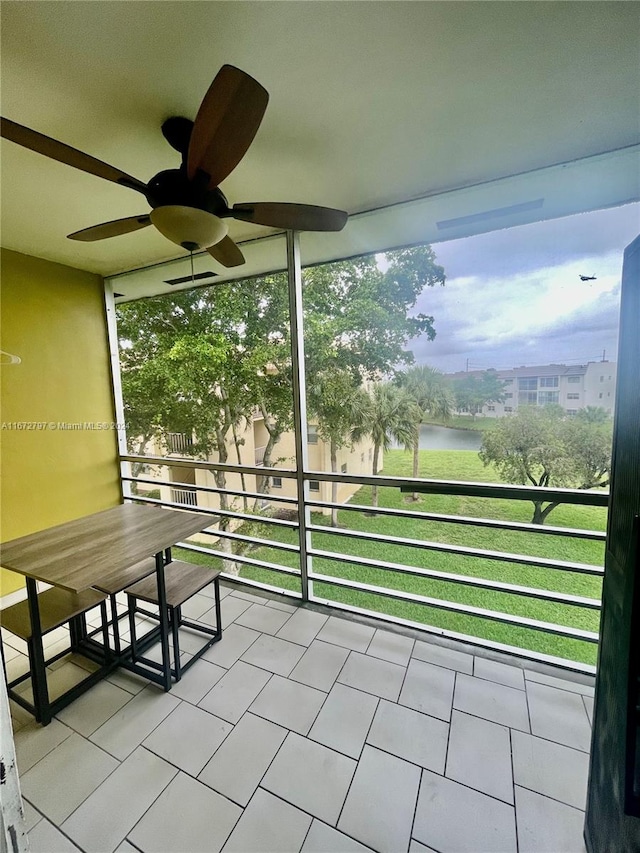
[452,370,505,417]
[479,405,612,524]
[352,383,418,510]
[398,365,454,500]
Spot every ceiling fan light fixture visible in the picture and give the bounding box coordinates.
[150,205,228,250]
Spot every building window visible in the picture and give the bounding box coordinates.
[538,391,559,405]
[608,375,612,380]
[567,393,580,400]
[518,377,538,390]
[504,379,513,385]
[599,392,603,399]
[309,480,320,492]
[271,476,282,489]
[568,375,581,383]
[341,463,348,473]
[518,391,538,405]
[487,405,495,412]
[361,453,365,463]
[567,409,577,416]
[600,376,604,382]
[504,406,513,412]
[504,392,513,399]
[307,424,318,444]
[539,376,559,388]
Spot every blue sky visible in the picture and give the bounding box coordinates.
[408,203,639,374]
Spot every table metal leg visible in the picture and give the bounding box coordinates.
[25,578,51,725]
[155,551,172,691]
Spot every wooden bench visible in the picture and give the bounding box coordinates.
[125,560,222,681]
[1,587,108,721]
[93,557,159,655]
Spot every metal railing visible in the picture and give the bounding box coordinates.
[120,453,607,674]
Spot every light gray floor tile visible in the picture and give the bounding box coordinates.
[474,656,525,690]
[222,787,312,853]
[199,660,271,724]
[129,771,242,853]
[14,719,73,774]
[512,730,589,810]
[526,681,592,751]
[583,694,594,724]
[409,841,438,853]
[217,595,253,625]
[277,609,330,646]
[302,820,373,853]
[230,589,268,605]
[61,747,177,853]
[180,592,215,620]
[16,661,90,704]
[199,712,287,806]
[316,616,375,652]
[5,652,30,684]
[174,624,220,656]
[337,651,405,701]
[235,602,293,635]
[10,699,33,733]
[29,819,83,853]
[22,800,43,833]
[367,699,448,774]
[202,622,261,668]
[56,680,132,736]
[399,658,455,721]
[143,702,232,776]
[414,769,517,853]
[21,733,118,825]
[114,842,138,853]
[366,628,414,666]
[249,674,327,734]
[525,669,595,697]
[446,710,513,803]
[266,598,298,613]
[262,731,357,825]
[309,682,378,759]
[515,786,587,853]
[106,667,149,695]
[290,640,350,691]
[90,685,181,760]
[338,745,421,853]
[241,633,306,676]
[170,657,226,704]
[412,639,473,674]
[454,672,530,731]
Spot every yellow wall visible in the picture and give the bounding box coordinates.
[0,249,122,594]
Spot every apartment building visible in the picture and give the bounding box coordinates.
[448,361,617,417]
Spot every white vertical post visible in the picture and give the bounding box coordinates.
[0,665,29,853]
[103,280,131,500]
[286,231,313,601]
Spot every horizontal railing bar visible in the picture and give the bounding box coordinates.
[176,542,301,576]
[308,595,597,676]
[196,527,300,553]
[121,454,609,506]
[127,495,299,529]
[309,547,601,609]
[306,500,606,541]
[308,524,604,576]
[124,475,299,505]
[218,575,303,600]
[309,572,599,642]
[121,453,296,480]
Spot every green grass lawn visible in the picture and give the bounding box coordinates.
[176,449,605,666]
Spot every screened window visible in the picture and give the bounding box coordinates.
[540,376,558,388]
[518,377,538,390]
[538,391,559,404]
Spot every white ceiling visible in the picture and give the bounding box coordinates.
[1,2,639,282]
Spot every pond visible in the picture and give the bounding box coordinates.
[392,424,484,451]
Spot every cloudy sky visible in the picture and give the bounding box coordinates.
[405,202,639,374]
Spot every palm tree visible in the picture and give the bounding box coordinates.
[400,365,454,500]
[352,383,418,510]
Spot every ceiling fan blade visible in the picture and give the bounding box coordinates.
[187,65,269,188]
[68,215,151,242]
[232,202,348,232]
[206,235,245,267]
[1,117,147,194]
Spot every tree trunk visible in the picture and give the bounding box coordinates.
[213,431,239,575]
[371,442,381,510]
[330,439,339,527]
[410,430,420,502]
[231,421,249,513]
[531,500,561,525]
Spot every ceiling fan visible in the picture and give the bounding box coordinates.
[0,65,348,267]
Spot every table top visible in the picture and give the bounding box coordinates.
[0,503,207,592]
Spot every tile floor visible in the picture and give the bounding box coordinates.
[5,582,594,853]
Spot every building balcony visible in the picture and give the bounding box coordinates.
[9,578,592,853]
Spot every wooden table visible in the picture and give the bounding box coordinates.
[0,503,207,724]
